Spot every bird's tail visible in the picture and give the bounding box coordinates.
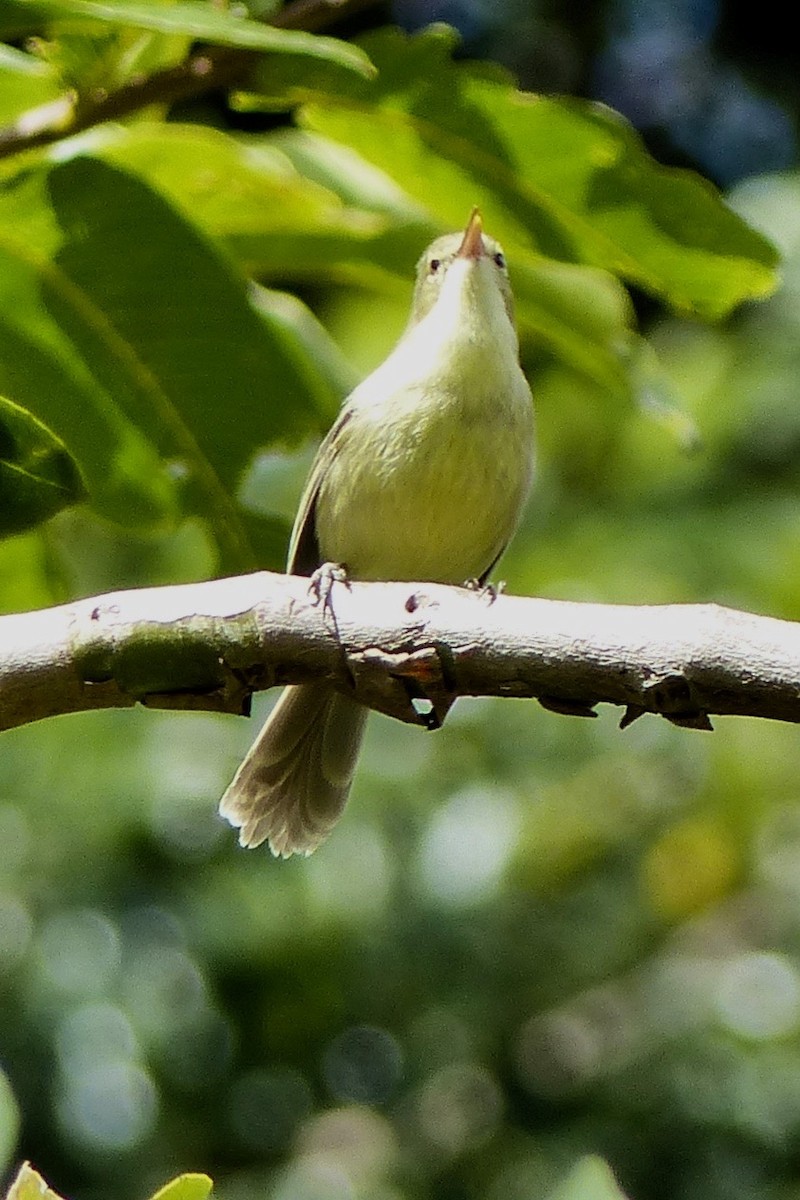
[219,685,367,858]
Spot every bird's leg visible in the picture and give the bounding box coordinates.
[308,562,351,644]
[465,577,505,604]
[309,561,350,607]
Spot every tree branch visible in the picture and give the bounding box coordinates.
[3,570,800,737]
[0,0,382,161]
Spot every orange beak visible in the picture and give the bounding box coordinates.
[457,207,485,259]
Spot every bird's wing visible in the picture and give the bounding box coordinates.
[286,407,353,577]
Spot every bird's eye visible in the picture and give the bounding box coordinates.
[429,258,441,274]
[493,251,506,269]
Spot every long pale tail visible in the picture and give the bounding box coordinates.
[219,685,367,858]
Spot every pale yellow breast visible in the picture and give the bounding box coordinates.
[315,365,534,584]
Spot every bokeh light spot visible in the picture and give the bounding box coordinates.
[415,1062,503,1154]
[642,816,738,920]
[715,952,800,1041]
[56,1002,138,1074]
[146,717,230,861]
[306,824,393,923]
[36,908,121,995]
[756,805,800,897]
[515,1009,605,1098]
[272,1157,354,1200]
[56,1059,158,1152]
[296,1105,397,1187]
[417,786,519,907]
[121,943,208,1039]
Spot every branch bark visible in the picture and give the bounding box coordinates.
[3,570,800,736]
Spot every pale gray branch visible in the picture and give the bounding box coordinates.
[2,570,800,736]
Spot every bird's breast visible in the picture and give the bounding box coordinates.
[314,363,534,584]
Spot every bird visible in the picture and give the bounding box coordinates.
[219,208,535,858]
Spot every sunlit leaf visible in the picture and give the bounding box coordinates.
[93,121,392,275]
[148,1173,213,1200]
[44,157,321,483]
[0,0,374,76]
[0,526,67,612]
[5,1163,64,1200]
[0,394,86,536]
[0,45,64,125]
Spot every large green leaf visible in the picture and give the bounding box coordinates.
[0,394,85,536]
[93,122,392,276]
[0,0,374,77]
[0,155,334,567]
[0,233,180,532]
[45,157,322,483]
[254,25,779,319]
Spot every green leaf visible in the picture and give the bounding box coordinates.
[0,232,180,532]
[289,25,778,318]
[250,285,358,421]
[44,156,321,479]
[5,1163,64,1200]
[512,256,633,398]
[268,128,424,218]
[0,394,86,536]
[1,1145,212,1200]
[0,155,330,568]
[0,0,374,77]
[0,45,64,126]
[93,122,390,270]
[234,44,374,113]
[148,1173,213,1200]
[547,1157,631,1200]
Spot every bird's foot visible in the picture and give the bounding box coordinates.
[465,577,505,604]
[309,561,351,610]
[308,562,351,645]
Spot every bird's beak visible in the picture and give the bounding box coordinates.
[457,207,485,260]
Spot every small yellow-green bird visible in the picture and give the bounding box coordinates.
[220,209,535,857]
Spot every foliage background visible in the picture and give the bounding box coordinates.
[2,2,800,1199]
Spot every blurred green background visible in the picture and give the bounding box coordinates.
[2,2,800,1199]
